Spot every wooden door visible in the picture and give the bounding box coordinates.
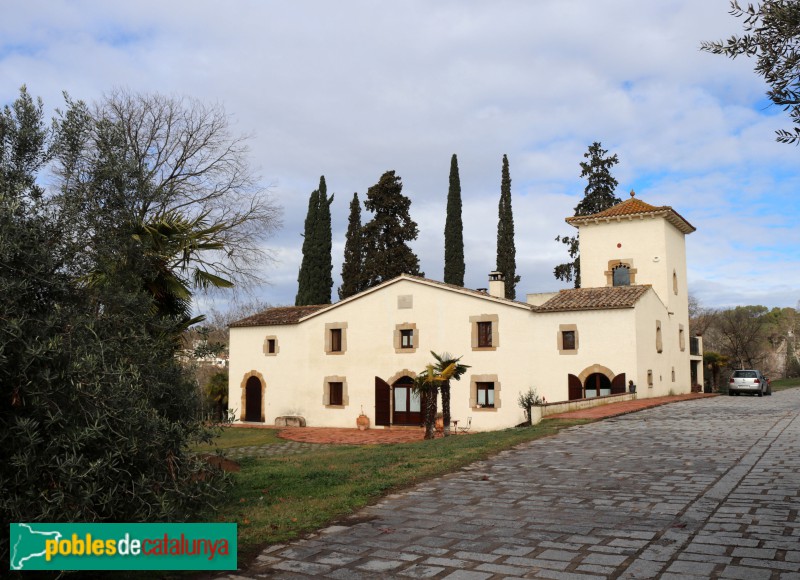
[611,373,626,394]
[392,377,422,425]
[568,374,582,400]
[374,377,391,426]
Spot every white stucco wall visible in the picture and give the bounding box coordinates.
[579,216,682,307]
[532,307,638,399]
[230,278,537,431]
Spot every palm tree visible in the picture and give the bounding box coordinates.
[133,210,233,324]
[414,362,457,440]
[85,209,234,338]
[431,352,470,436]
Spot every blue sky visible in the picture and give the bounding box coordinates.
[3,0,799,312]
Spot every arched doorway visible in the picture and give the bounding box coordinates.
[584,373,611,398]
[244,376,263,422]
[392,375,422,425]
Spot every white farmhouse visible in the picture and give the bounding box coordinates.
[229,192,704,430]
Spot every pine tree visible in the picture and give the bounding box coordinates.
[339,192,366,299]
[295,176,333,305]
[443,154,465,286]
[496,154,520,299]
[361,170,422,289]
[554,142,621,288]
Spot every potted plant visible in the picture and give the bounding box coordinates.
[434,412,444,432]
[356,406,370,430]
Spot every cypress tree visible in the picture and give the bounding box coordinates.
[338,192,366,299]
[295,187,319,305]
[361,170,422,289]
[314,176,334,304]
[554,142,621,288]
[443,154,465,286]
[496,154,520,299]
[295,176,333,305]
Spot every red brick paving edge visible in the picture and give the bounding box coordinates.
[223,393,719,444]
[545,392,718,420]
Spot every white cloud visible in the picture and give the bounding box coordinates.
[3,0,798,312]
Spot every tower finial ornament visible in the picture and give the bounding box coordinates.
[630,189,635,198]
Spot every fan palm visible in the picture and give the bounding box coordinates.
[413,362,457,440]
[431,352,470,436]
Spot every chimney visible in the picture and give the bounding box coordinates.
[488,271,505,298]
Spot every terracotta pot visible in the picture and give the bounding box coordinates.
[357,414,370,431]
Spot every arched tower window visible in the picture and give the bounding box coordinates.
[612,264,630,286]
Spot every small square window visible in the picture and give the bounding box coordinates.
[329,382,343,406]
[562,330,576,350]
[613,265,630,286]
[330,328,342,352]
[400,329,414,349]
[267,339,276,354]
[476,382,495,407]
[477,321,492,348]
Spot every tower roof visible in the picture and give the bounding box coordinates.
[565,190,696,234]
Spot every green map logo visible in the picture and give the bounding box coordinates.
[10,524,63,570]
[9,523,237,571]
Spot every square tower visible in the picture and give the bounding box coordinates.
[565,191,695,315]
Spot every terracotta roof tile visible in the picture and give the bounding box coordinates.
[536,285,650,312]
[229,304,328,327]
[565,191,695,234]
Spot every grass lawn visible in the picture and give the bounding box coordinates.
[192,426,284,452]
[770,377,800,392]
[209,419,589,563]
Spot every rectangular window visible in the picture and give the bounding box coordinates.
[330,328,342,352]
[477,321,492,348]
[400,329,414,349]
[562,330,576,350]
[476,382,495,407]
[329,382,343,406]
[267,339,276,354]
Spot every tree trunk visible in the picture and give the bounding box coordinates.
[424,387,438,440]
[441,381,451,436]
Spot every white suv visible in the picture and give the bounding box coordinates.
[728,370,771,397]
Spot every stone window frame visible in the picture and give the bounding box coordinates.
[647,369,654,387]
[323,375,349,408]
[679,324,685,352]
[470,374,501,411]
[672,367,676,382]
[470,314,499,351]
[656,320,663,353]
[558,323,579,355]
[673,269,679,295]
[325,322,348,355]
[394,322,419,354]
[263,335,279,356]
[605,259,637,287]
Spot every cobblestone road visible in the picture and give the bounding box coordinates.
[222,390,800,579]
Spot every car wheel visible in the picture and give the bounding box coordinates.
[757,390,763,397]
[728,390,734,396]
